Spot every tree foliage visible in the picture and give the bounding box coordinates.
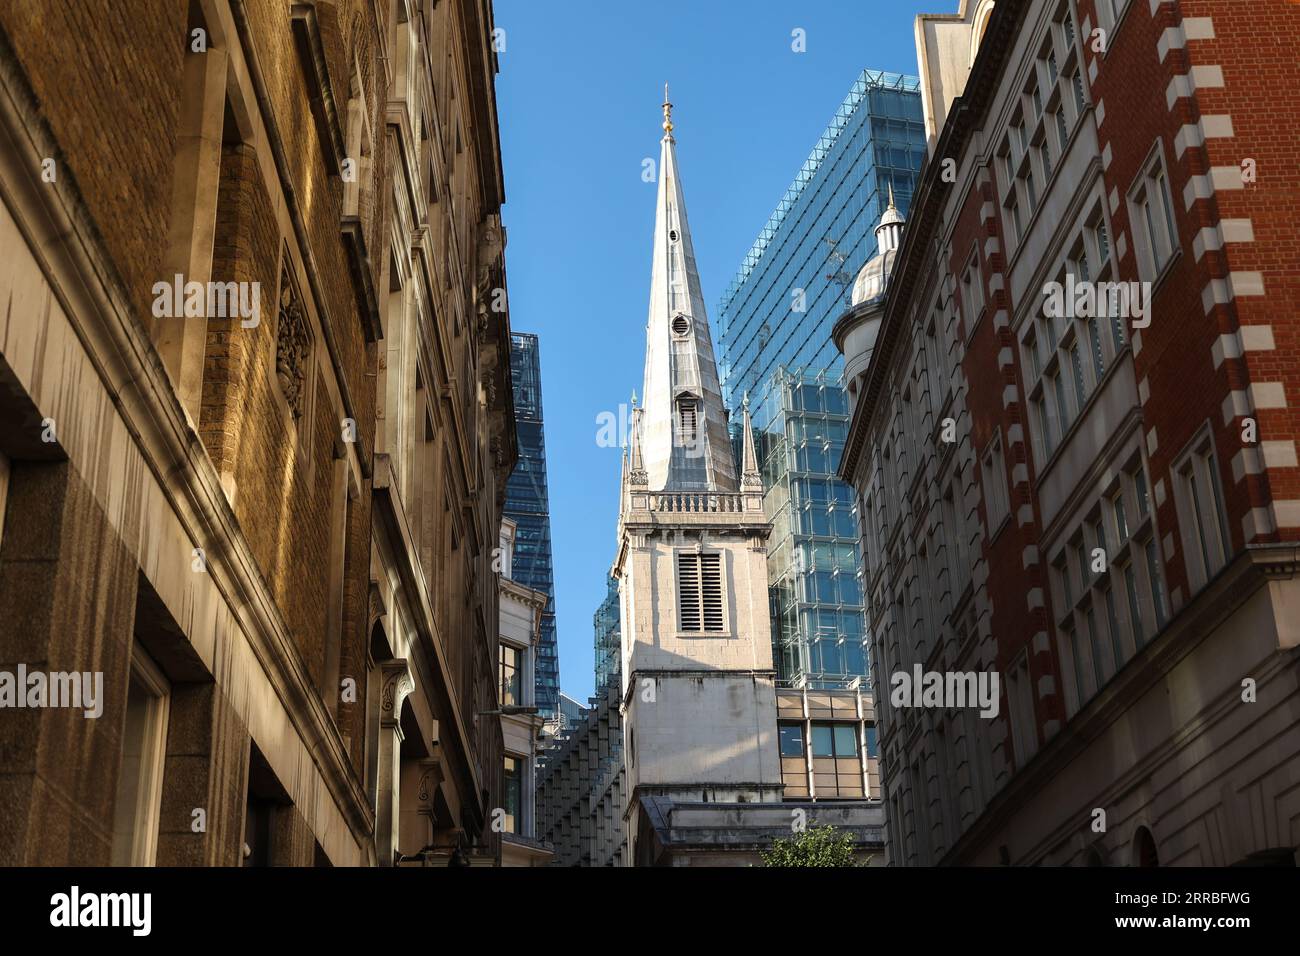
[760,825,858,867]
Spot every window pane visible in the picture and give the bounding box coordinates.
[779,724,805,757]
[833,724,858,757]
[811,724,835,757]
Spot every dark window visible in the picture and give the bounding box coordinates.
[503,756,522,834]
[833,724,858,757]
[778,723,804,757]
[811,724,835,757]
[811,722,858,758]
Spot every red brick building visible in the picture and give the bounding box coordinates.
[837,0,1300,865]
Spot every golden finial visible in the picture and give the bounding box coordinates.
[662,83,674,135]
[887,182,896,210]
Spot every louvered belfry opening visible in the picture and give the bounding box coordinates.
[678,552,724,632]
[677,398,698,446]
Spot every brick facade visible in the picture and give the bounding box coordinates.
[839,0,1300,866]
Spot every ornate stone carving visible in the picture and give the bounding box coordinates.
[380,659,415,719]
[277,260,312,420]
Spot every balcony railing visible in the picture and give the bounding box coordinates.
[649,492,746,513]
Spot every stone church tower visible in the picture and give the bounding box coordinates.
[613,92,783,863]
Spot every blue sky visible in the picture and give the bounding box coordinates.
[495,0,938,701]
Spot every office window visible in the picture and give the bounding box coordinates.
[1174,429,1230,590]
[1144,537,1168,630]
[810,722,859,759]
[111,650,170,866]
[865,726,879,759]
[499,643,521,707]
[678,552,724,632]
[1065,621,1087,712]
[1071,71,1085,116]
[1129,146,1180,279]
[960,257,985,326]
[981,433,1011,533]
[1023,206,1122,469]
[1007,656,1038,766]
[810,723,835,758]
[1096,0,1132,30]
[779,723,805,758]
[503,755,522,834]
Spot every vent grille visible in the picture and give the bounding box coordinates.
[678,552,724,632]
[678,399,698,446]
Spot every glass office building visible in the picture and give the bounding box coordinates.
[748,366,866,687]
[717,70,925,689]
[718,70,925,404]
[505,332,560,717]
[593,575,620,695]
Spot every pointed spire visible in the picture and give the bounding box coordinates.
[628,399,647,488]
[637,91,738,493]
[741,391,762,492]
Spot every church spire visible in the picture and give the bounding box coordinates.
[638,89,737,492]
[740,392,762,491]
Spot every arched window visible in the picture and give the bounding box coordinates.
[1131,826,1159,867]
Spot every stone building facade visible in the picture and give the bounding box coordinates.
[496,518,553,867]
[837,0,1300,866]
[0,0,514,866]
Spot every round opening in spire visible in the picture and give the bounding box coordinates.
[671,314,690,337]
[669,229,679,243]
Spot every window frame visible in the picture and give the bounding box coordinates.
[111,648,171,867]
[1127,141,1181,283]
[675,549,728,635]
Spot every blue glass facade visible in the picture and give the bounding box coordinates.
[717,70,925,689]
[505,332,560,717]
[718,70,926,405]
[593,574,620,695]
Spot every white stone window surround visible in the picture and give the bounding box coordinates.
[995,0,1087,261]
[1170,421,1232,593]
[980,428,1012,539]
[1019,191,1126,476]
[1126,138,1183,285]
[1046,445,1167,716]
[1092,0,1135,54]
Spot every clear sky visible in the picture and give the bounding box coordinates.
[495,0,939,702]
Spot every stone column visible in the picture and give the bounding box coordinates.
[0,460,137,865]
[155,682,249,866]
[375,659,413,865]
